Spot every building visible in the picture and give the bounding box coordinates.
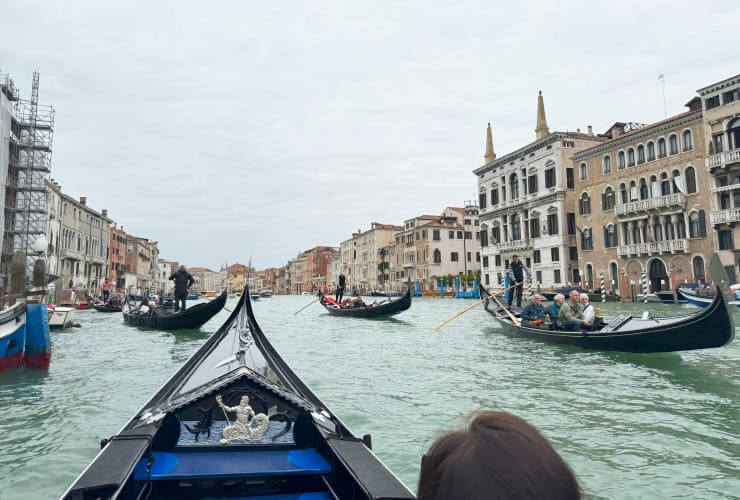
[475,93,606,289]
[189,267,219,292]
[109,225,128,292]
[288,246,338,294]
[698,74,740,282]
[340,223,402,293]
[225,263,250,292]
[571,98,711,297]
[124,236,158,295]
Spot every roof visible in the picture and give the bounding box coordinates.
[188,267,217,273]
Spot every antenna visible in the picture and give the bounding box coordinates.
[658,74,667,118]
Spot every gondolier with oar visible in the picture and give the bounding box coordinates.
[507,255,530,309]
[335,272,346,303]
[169,265,195,312]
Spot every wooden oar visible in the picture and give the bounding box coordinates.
[294,296,321,315]
[488,291,521,326]
[433,283,518,331]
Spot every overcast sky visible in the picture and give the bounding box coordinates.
[1,1,737,270]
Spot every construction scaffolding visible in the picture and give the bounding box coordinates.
[1,71,54,283]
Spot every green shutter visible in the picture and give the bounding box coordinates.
[603,226,608,247]
[601,193,607,211]
[698,210,706,238]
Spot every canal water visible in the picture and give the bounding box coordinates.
[0,296,738,499]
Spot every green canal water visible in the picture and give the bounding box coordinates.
[0,296,738,499]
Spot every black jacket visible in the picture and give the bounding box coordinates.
[169,270,195,294]
[338,274,346,287]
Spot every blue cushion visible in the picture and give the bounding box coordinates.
[206,493,330,500]
[133,448,331,481]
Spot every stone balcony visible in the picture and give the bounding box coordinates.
[707,148,740,169]
[60,248,82,260]
[614,193,685,216]
[711,182,740,193]
[492,239,530,253]
[616,239,688,257]
[710,208,740,225]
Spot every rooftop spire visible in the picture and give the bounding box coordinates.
[484,122,496,163]
[535,90,550,140]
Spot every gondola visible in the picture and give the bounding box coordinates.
[369,290,402,298]
[61,284,414,500]
[122,291,227,330]
[318,287,411,318]
[676,287,739,308]
[93,303,123,313]
[478,284,734,353]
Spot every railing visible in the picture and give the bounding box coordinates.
[615,193,685,216]
[710,208,740,225]
[712,182,740,193]
[492,239,530,253]
[616,239,688,256]
[708,148,740,169]
[60,248,82,260]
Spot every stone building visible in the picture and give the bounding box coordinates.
[475,93,605,289]
[571,98,711,297]
[109,225,128,291]
[124,236,159,296]
[698,74,740,282]
[340,223,401,293]
[288,246,338,294]
[188,267,218,292]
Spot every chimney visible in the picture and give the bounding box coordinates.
[80,196,87,205]
[576,128,581,133]
[102,209,108,218]
[587,125,593,135]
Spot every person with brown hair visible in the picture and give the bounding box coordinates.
[418,411,580,500]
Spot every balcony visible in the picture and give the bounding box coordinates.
[711,182,740,193]
[614,193,685,216]
[60,248,82,260]
[710,208,740,225]
[616,239,688,257]
[707,148,740,169]
[492,239,530,253]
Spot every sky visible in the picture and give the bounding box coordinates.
[0,0,737,270]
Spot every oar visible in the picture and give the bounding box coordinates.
[294,296,321,315]
[488,291,521,326]
[195,290,233,313]
[433,283,517,331]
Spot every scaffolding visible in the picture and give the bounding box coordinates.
[1,71,54,283]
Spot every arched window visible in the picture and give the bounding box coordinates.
[637,145,645,164]
[433,248,441,264]
[653,216,663,241]
[640,178,649,200]
[603,155,611,174]
[683,130,693,151]
[689,212,700,238]
[610,262,619,290]
[618,151,626,169]
[647,141,656,161]
[665,220,675,240]
[672,169,683,193]
[629,180,638,201]
[580,193,591,215]
[677,218,686,238]
[650,175,658,198]
[661,172,671,196]
[658,138,667,158]
[580,162,588,180]
[729,118,740,150]
[686,166,697,193]
[669,134,679,155]
[582,228,593,251]
[510,174,519,199]
[632,224,641,244]
[604,224,617,247]
[585,263,594,289]
[511,213,521,240]
[693,256,705,281]
[627,148,635,167]
[603,187,615,211]
[619,183,628,204]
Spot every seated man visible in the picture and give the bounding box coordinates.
[521,294,547,326]
[558,290,591,331]
[138,298,151,315]
[580,293,595,323]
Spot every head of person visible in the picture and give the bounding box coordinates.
[579,293,589,305]
[568,290,580,304]
[141,298,149,306]
[418,411,580,500]
[554,293,565,305]
[533,294,542,304]
[179,265,186,272]
[512,254,520,263]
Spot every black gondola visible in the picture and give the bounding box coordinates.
[93,303,123,313]
[318,287,411,318]
[369,290,403,298]
[122,292,227,330]
[478,284,734,353]
[62,284,414,500]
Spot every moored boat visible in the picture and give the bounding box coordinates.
[369,290,402,297]
[259,289,273,298]
[676,287,739,308]
[479,284,734,353]
[61,284,414,500]
[318,286,411,318]
[0,302,28,371]
[48,305,76,329]
[122,291,227,330]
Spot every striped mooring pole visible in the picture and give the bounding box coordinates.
[600,273,606,303]
[641,271,648,303]
[527,274,533,300]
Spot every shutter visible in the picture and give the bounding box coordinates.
[698,210,706,238]
[603,226,608,247]
[580,230,585,250]
[601,193,607,211]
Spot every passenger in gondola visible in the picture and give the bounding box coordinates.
[580,293,595,323]
[521,294,546,326]
[558,290,591,331]
[138,298,151,315]
[418,410,581,500]
[547,293,565,325]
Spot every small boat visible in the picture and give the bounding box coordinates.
[0,302,28,371]
[93,302,123,313]
[369,290,402,297]
[478,284,734,353]
[318,287,411,318]
[259,289,273,298]
[655,290,687,304]
[250,294,260,301]
[122,292,227,330]
[48,305,76,329]
[61,284,414,500]
[676,288,739,308]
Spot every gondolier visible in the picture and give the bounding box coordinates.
[335,272,346,303]
[507,255,530,308]
[169,265,195,312]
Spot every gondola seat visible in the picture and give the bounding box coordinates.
[133,448,332,481]
[208,493,331,499]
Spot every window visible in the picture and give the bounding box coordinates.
[511,214,522,240]
[683,130,693,151]
[545,166,556,188]
[449,230,454,239]
[491,189,499,206]
[692,256,705,281]
[553,269,561,283]
[547,213,559,235]
[569,246,578,261]
[433,249,441,263]
[476,252,480,262]
[535,270,541,283]
[713,134,724,153]
[627,148,635,167]
[479,192,487,209]
[551,247,560,262]
[467,252,472,262]
[464,219,471,225]
[579,162,588,180]
[479,228,487,247]
[510,174,519,199]
[603,155,611,174]
[602,187,615,211]
[610,262,619,290]
[492,227,500,244]
[530,217,540,238]
[483,256,489,268]
[718,230,733,250]
[501,184,506,202]
[669,134,678,155]
[533,250,541,263]
[566,168,574,189]
[647,141,656,161]
[464,231,472,239]
[528,174,538,194]
[637,145,645,164]
[705,95,720,109]
[723,88,739,104]
[658,138,667,158]
[433,229,440,240]
[451,252,459,262]
[689,211,706,238]
[619,183,628,204]
[661,173,671,196]
[579,193,591,215]
[581,228,593,251]
[567,213,576,235]
[605,226,618,247]
[686,166,697,194]
[618,151,626,169]
[495,255,501,267]
[457,230,463,239]
[640,179,649,200]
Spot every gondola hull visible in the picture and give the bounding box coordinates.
[93,304,122,313]
[479,284,734,353]
[319,288,411,318]
[63,280,413,500]
[122,292,227,330]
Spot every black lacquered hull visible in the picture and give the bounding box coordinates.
[319,288,411,318]
[122,292,227,330]
[479,285,734,353]
[93,305,122,313]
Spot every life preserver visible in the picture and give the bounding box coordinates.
[46,304,56,312]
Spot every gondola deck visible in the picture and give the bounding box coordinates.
[122,291,227,330]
